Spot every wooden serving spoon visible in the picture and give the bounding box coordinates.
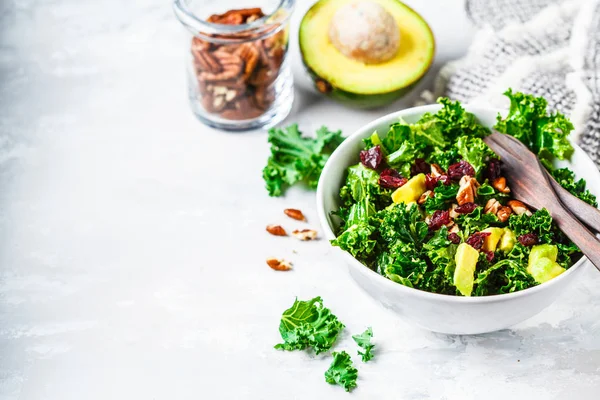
[484,130,600,272]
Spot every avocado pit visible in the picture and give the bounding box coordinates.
[328,1,400,64]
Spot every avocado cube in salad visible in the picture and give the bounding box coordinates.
[454,243,480,296]
[391,173,426,205]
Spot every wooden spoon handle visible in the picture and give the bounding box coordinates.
[551,205,600,272]
[547,171,600,234]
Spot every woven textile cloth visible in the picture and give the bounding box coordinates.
[429,0,600,167]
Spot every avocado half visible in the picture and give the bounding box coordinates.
[299,0,435,108]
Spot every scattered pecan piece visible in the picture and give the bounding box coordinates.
[484,198,501,215]
[507,200,532,216]
[284,208,306,221]
[292,229,318,241]
[491,177,510,194]
[448,203,459,219]
[448,223,460,233]
[456,176,479,205]
[266,257,292,271]
[266,224,287,236]
[496,206,512,222]
[418,190,434,205]
[430,163,444,177]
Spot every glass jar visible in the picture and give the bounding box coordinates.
[173,0,295,131]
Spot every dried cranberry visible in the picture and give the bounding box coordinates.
[466,231,491,250]
[518,233,538,247]
[455,202,478,214]
[379,169,407,189]
[429,210,450,231]
[425,174,438,191]
[485,159,501,182]
[448,160,475,180]
[411,158,430,175]
[360,145,383,169]
[425,174,450,190]
[447,232,461,244]
[484,251,495,262]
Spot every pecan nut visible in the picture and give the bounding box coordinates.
[266,224,287,236]
[191,7,286,122]
[199,51,243,82]
[449,203,460,219]
[266,257,292,271]
[292,229,318,241]
[418,190,433,205]
[491,177,510,194]
[456,176,480,205]
[234,43,260,81]
[284,208,306,221]
[430,164,444,177]
[507,200,532,216]
[496,206,512,223]
[484,198,501,215]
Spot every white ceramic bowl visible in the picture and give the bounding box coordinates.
[317,104,599,335]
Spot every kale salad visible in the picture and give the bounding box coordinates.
[331,90,597,297]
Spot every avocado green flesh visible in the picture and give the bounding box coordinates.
[299,0,435,108]
[527,244,565,284]
[454,243,479,296]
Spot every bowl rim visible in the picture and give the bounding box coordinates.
[316,104,591,304]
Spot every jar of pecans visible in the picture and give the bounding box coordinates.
[173,0,295,131]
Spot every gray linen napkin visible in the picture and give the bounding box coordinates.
[426,0,600,167]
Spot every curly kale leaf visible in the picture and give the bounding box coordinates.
[331,223,377,260]
[455,136,498,179]
[324,351,358,392]
[474,259,536,296]
[508,208,554,244]
[383,99,488,176]
[274,297,345,355]
[352,327,375,362]
[551,167,598,207]
[494,89,573,167]
[378,249,429,288]
[423,183,459,214]
[336,163,391,230]
[263,124,344,196]
[454,207,500,237]
[377,203,428,248]
[428,146,460,170]
[422,227,458,294]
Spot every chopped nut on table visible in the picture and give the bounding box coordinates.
[266,224,287,236]
[292,229,318,241]
[284,208,306,221]
[266,257,292,271]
